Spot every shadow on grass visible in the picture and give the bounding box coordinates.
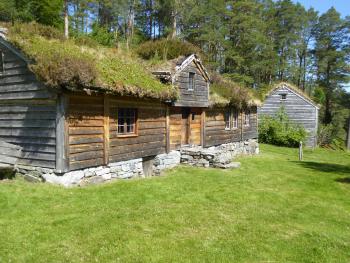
[335,177,350,184]
[0,168,16,180]
[294,161,350,177]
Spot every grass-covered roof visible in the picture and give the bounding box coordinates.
[209,73,261,108]
[3,23,177,100]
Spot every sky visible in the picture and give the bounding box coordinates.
[292,0,350,17]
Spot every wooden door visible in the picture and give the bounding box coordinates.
[181,108,190,145]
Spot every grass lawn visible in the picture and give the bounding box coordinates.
[0,144,350,263]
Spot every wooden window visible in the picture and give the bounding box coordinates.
[244,111,250,126]
[117,108,137,136]
[232,110,239,129]
[224,110,231,130]
[280,94,287,100]
[188,72,195,91]
[0,51,4,75]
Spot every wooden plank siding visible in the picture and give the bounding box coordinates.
[67,94,167,170]
[173,61,209,108]
[0,43,57,168]
[169,107,182,150]
[259,86,318,147]
[243,107,258,141]
[67,95,105,171]
[109,98,167,163]
[205,106,258,147]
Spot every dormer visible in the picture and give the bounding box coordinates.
[153,54,210,107]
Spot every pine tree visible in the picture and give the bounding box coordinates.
[314,8,350,124]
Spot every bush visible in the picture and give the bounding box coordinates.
[90,23,116,47]
[317,107,348,149]
[136,38,202,60]
[11,22,64,40]
[259,107,307,147]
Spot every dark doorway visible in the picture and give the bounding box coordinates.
[181,108,190,145]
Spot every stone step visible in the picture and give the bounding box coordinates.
[213,162,241,169]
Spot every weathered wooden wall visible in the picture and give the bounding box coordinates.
[68,95,104,171]
[174,61,209,107]
[205,106,258,147]
[109,99,166,163]
[0,42,57,168]
[243,107,258,141]
[67,94,167,170]
[169,107,182,150]
[259,86,318,147]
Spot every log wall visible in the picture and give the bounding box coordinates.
[243,107,258,141]
[169,107,182,150]
[109,99,166,163]
[205,106,258,147]
[67,95,167,170]
[0,42,57,168]
[68,95,105,171]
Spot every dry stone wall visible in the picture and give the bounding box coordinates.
[15,139,258,187]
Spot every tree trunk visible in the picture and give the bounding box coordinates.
[297,53,302,88]
[302,53,307,91]
[126,0,135,50]
[64,0,69,39]
[171,9,177,39]
[324,94,332,124]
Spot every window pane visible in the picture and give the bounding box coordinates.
[189,72,195,90]
[224,111,230,129]
[118,125,124,134]
[118,108,137,135]
[233,111,238,128]
[244,111,250,126]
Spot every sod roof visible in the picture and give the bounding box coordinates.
[151,55,260,108]
[209,73,261,108]
[2,22,177,100]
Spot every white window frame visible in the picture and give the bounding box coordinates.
[232,110,239,129]
[188,72,195,91]
[224,110,231,130]
[244,111,250,127]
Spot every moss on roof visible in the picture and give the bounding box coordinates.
[4,22,177,100]
[209,73,261,108]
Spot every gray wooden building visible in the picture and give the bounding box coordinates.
[259,83,319,147]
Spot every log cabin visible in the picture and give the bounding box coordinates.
[259,83,319,147]
[0,23,259,184]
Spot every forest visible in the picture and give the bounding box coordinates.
[0,0,349,148]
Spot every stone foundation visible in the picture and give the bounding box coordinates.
[15,139,258,187]
[181,139,259,168]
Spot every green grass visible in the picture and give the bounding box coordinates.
[6,22,176,100]
[1,144,350,262]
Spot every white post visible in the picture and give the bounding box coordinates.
[299,141,303,161]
